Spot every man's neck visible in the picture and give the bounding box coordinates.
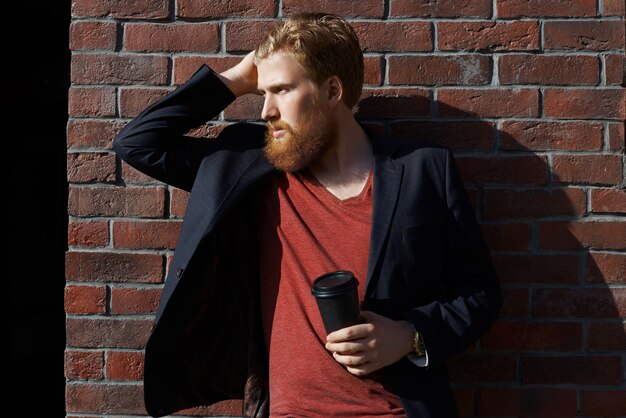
[308,117,373,200]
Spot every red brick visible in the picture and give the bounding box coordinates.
[492,254,579,284]
[64,285,107,315]
[177,0,274,18]
[119,87,171,118]
[125,23,218,53]
[456,155,547,185]
[588,322,626,351]
[363,55,383,85]
[485,188,586,219]
[106,350,144,381]
[438,88,539,118]
[477,387,576,417]
[388,55,490,85]
[539,221,626,250]
[120,161,161,184]
[66,119,124,149]
[70,21,117,51]
[66,383,144,414]
[71,54,168,85]
[357,88,431,119]
[68,220,109,247]
[67,186,166,217]
[65,351,104,380]
[501,288,529,317]
[497,0,596,17]
[583,390,626,416]
[225,20,276,52]
[68,87,116,117]
[500,121,603,151]
[533,287,626,318]
[522,356,622,385]
[603,0,626,15]
[110,287,162,314]
[174,56,242,84]
[67,152,116,183]
[66,318,153,349]
[466,188,479,211]
[224,93,264,120]
[282,0,384,18]
[171,188,190,217]
[438,21,540,51]
[605,54,625,85]
[544,88,625,120]
[544,21,625,51]
[113,220,182,249]
[499,54,599,85]
[361,122,385,139]
[607,123,624,152]
[552,154,623,185]
[586,252,626,284]
[591,188,626,214]
[391,0,491,18]
[71,0,168,19]
[482,321,582,351]
[353,21,432,52]
[65,251,164,283]
[452,388,473,418]
[480,223,532,251]
[390,121,495,151]
[448,354,517,383]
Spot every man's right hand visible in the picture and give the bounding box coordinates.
[218,50,261,97]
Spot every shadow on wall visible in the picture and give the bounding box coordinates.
[169,91,624,418]
[65,83,623,417]
[355,93,624,417]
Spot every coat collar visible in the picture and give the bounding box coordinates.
[365,135,404,296]
[188,133,404,296]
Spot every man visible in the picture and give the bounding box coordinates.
[114,13,502,418]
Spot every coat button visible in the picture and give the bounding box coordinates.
[176,267,184,278]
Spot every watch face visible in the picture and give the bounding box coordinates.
[414,332,424,355]
[414,332,426,356]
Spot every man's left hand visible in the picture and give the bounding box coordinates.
[325,311,415,377]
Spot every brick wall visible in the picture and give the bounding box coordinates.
[66,0,625,416]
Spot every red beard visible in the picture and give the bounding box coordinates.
[264,110,337,172]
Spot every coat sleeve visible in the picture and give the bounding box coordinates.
[402,149,502,366]
[112,65,237,192]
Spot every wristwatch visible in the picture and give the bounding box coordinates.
[413,329,426,357]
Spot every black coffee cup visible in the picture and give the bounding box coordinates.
[311,270,360,334]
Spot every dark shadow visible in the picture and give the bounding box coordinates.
[352,92,623,418]
[10,0,70,416]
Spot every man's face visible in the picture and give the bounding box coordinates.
[256,51,337,172]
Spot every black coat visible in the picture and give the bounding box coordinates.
[113,65,503,418]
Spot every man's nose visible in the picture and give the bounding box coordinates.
[261,95,279,121]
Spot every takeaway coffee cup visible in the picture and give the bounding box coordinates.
[311,270,360,334]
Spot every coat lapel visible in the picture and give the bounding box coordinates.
[365,138,404,296]
[172,148,274,274]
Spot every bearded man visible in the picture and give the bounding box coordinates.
[113,13,502,418]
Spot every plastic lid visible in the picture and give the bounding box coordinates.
[311,270,358,297]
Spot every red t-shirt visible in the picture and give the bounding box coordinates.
[255,170,407,417]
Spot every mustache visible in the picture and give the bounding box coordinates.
[267,120,292,132]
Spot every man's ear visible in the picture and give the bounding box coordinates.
[326,76,343,107]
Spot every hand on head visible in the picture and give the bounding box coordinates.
[218,50,261,97]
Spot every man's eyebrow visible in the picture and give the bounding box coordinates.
[258,82,295,92]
